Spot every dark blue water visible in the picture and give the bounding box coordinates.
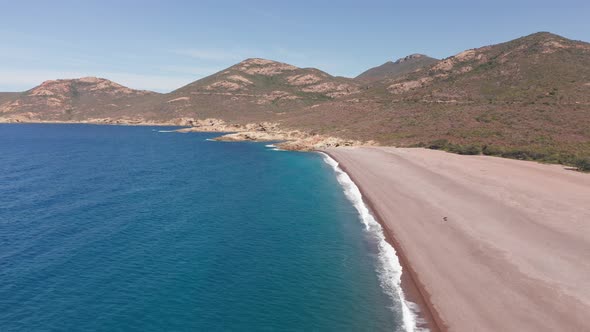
[0,124,402,331]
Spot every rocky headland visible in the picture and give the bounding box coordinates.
[175,118,367,151]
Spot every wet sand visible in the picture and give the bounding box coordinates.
[324,147,590,331]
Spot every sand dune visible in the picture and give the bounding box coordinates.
[325,147,590,332]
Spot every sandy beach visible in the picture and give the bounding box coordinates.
[324,147,590,331]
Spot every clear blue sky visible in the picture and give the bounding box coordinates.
[1,0,588,92]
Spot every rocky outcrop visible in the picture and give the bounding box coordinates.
[176,118,368,151]
[355,54,439,82]
[175,118,242,132]
[235,58,298,76]
[213,131,365,151]
[277,135,366,151]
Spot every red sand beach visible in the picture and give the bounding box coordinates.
[324,147,590,332]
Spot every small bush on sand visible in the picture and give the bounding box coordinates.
[427,139,449,150]
[447,144,482,155]
[574,157,590,171]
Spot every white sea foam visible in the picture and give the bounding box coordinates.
[320,152,427,332]
[264,144,285,151]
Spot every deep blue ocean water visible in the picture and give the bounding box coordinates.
[0,124,404,331]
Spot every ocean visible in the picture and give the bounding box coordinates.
[0,124,409,331]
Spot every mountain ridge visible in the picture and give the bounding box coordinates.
[355,54,439,81]
[1,31,589,168]
[0,77,160,122]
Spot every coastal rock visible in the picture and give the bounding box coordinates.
[175,118,368,151]
[278,135,366,151]
[175,118,238,132]
[213,131,287,142]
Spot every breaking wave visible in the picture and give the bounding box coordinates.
[265,144,285,151]
[320,152,426,332]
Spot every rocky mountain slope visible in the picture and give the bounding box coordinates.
[355,54,438,81]
[0,32,589,167]
[0,77,160,123]
[383,32,590,104]
[282,32,590,166]
[0,92,19,104]
[148,58,361,122]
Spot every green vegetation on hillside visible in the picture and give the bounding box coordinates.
[1,33,589,171]
[418,139,590,171]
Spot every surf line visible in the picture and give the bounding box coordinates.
[320,152,425,332]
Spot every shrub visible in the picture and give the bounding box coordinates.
[574,157,590,171]
[482,145,504,156]
[500,149,530,160]
[429,141,590,172]
[427,139,449,150]
[445,144,481,155]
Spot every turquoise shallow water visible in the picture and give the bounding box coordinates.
[0,124,404,331]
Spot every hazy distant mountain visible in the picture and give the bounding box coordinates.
[355,54,438,81]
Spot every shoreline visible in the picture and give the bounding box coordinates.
[0,119,365,151]
[0,119,184,127]
[5,122,589,329]
[3,121,587,172]
[324,147,590,331]
[321,150,444,332]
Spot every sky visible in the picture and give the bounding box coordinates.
[1,0,589,92]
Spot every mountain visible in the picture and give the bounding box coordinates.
[149,58,361,122]
[0,33,589,167]
[0,59,362,125]
[279,32,590,165]
[0,77,159,122]
[383,32,590,104]
[0,92,19,105]
[355,54,438,81]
